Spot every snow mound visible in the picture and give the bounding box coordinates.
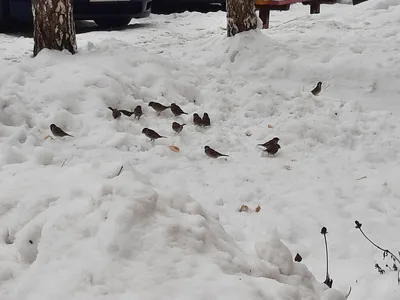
[2,166,330,300]
[256,233,294,276]
[182,2,400,113]
[0,41,340,300]
[0,39,203,170]
[1,5,399,299]
[367,0,400,10]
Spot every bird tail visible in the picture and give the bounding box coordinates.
[182,124,186,126]
[160,136,167,139]
[120,110,133,116]
[221,154,229,157]
[257,144,265,147]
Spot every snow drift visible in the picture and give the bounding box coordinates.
[0,41,341,300]
[0,1,400,300]
[1,164,334,300]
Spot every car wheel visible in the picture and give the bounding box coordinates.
[94,17,132,29]
[220,1,226,11]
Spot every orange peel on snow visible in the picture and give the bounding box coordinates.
[239,204,262,213]
[168,145,180,152]
[44,135,54,140]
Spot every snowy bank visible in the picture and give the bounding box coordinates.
[0,0,400,300]
[0,41,342,300]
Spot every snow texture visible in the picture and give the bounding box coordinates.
[0,1,400,300]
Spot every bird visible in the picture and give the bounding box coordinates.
[193,113,204,126]
[172,122,186,133]
[202,113,210,126]
[311,82,322,96]
[50,124,73,137]
[141,128,166,142]
[258,137,279,148]
[170,103,188,117]
[148,102,170,116]
[264,143,281,156]
[133,105,143,120]
[108,107,121,119]
[204,146,229,159]
[119,109,134,117]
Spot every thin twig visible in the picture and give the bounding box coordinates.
[61,159,67,167]
[356,221,400,266]
[270,15,305,29]
[356,176,367,181]
[323,83,331,91]
[345,287,352,299]
[116,166,123,177]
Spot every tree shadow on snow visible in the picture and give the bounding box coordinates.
[1,20,154,38]
[75,20,155,34]
[151,3,225,14]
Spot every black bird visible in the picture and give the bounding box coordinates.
[193,113,204,127]
[311,82,322,96]
[119,109,134,117]
[172,122,185,133]
[141,128,166,142]
[133,105,143,120]
[264,143,281,156]
[50,124,73,137]
[258,137,279,148]
[148,102,170,116]
[202,113,210,126]
[108,107,121,119]
[204,146,229,159]
[170,103,188,117]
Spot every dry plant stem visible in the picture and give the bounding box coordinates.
[321,227,332,287]
[345,287,352,299]
[324,234,330,279]
[357,226,400,266]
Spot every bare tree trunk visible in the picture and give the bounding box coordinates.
[226,0,258,37]
[32,0,77,57]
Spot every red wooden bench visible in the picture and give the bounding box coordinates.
[255,0,338,29]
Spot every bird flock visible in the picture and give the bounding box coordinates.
[49,82,323,158]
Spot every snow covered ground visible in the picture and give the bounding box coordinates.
[1,0,400,299]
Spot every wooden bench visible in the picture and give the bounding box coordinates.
[255,0,338,29]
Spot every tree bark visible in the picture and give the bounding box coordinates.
[226,0,258,37]
[32,0,77,57]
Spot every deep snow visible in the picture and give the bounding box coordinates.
[0,0,400,300]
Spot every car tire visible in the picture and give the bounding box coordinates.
[94,17,132,29]
[220,1,226,11]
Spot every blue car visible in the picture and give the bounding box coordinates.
[0,0,151,29]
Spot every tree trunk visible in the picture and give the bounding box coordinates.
[226,0,258,37]
[32,0,77,57]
